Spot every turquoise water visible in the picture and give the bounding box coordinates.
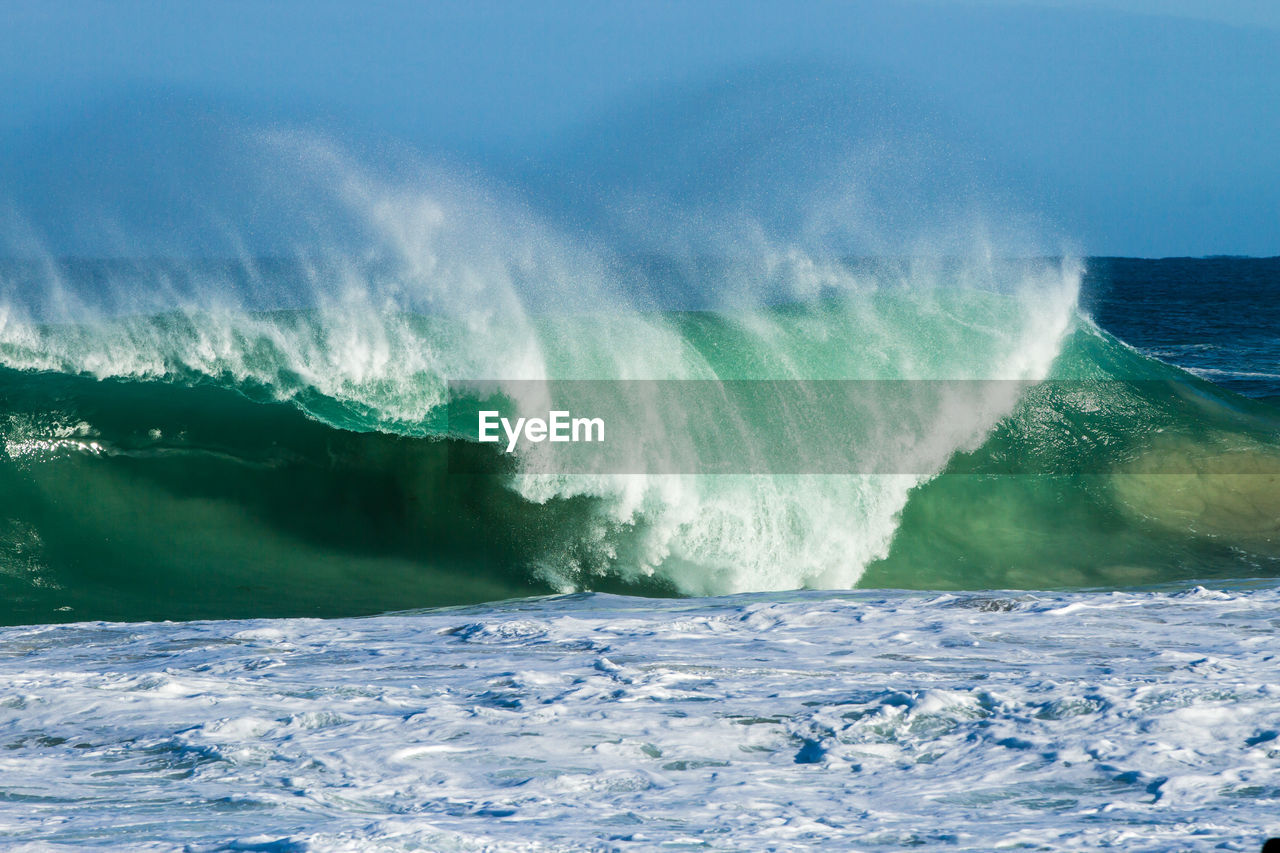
[0,258,1276,625]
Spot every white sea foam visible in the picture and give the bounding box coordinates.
[0,585,1276,851]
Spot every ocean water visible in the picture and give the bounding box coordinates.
[1,586,1278,851]
[0,255,1278,849]
[1084,258,1280,400]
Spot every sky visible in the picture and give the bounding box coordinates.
[1,0,1277,257]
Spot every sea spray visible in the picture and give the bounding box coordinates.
[19,98,1277,621]
[5,264,1280,622]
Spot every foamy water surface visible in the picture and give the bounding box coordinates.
[0,585,1277,851]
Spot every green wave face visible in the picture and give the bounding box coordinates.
[864,325,1280,589]
[1,271,1278,625]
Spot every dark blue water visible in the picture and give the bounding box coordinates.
[1084,256,1280,400]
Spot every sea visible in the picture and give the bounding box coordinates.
[0,255,1277,851]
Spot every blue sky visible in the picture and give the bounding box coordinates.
[2,0,1277,257]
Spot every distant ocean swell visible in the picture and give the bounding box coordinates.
[1,254,1278,625]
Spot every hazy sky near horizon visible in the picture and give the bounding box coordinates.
[2,0,1277,257]
[964,0,1280,30]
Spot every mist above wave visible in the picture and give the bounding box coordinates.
[0,69,1085,598]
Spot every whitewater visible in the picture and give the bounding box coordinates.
[2,586,1278,851]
